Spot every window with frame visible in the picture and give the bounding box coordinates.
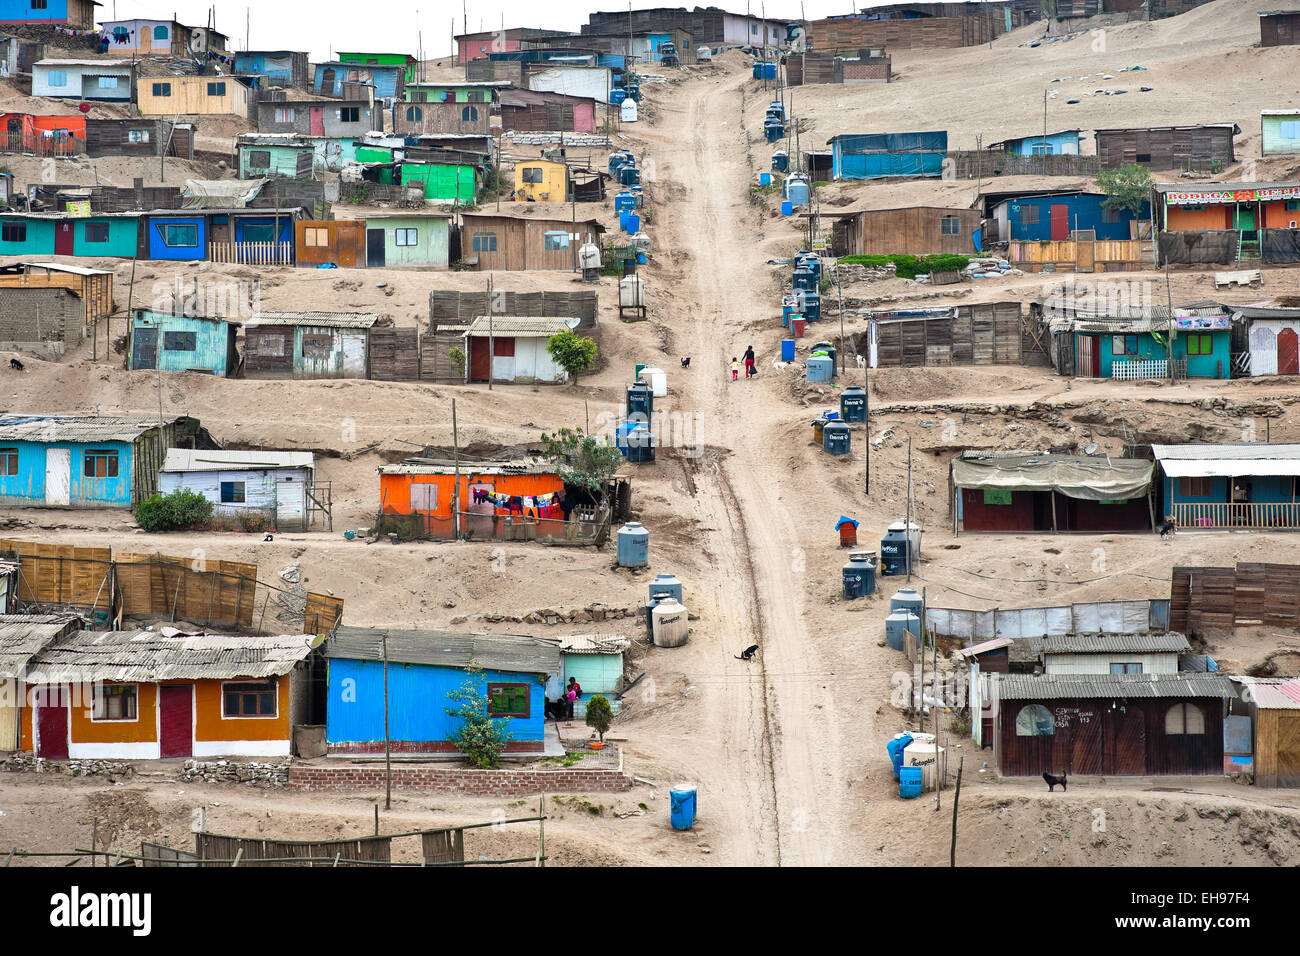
[161,223,198,247]
[395,227,418,247]
[84,450,119,479]
[127,128,150,143]
[163,331,196,351]
[543,230,569,251]
[1286,199,1300,212]
[207,81,227,97]
[1179,476,1212,497]
[1186,333,1213,356]
[409,482,437,511]
[406,106,423,122]
[939,216,961,236]
[85,222,110,243]
[47,70,67,87]
[1015,703,1055,736]
[242,223,276,243]
[487,682,529,718]
[1164,702,1205,735]
[220,480,246,503]
[340,106,359,122]
[304,227,328,247]
[223,681,277,718]
[93,684,137,721]
[154,25,170,40]
[247,149,270,169]
[1018,204,1040,226]
[1,222,25,243]
[1135,153,1151,164]
[472,231,497,253]
[1109,662,1143,674]
[31,0,49,9]
[0,448,16,477]
[152,82,172,97]
[1030,143,1053,156]
[98,76,119,89]
[274,107,295,123]
[1102,205,1121,223]
[1281,121,1300,139]
[461,105,478,122]
[521,167,544,184]
[301,334,333,358]
[1112,334,1139,356]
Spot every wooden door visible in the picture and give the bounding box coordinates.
[1074,240,1095,273]
[310,107,324,136]
[366,228,385,267]
[1279,328,1299,375]
[55,220,74,255]
[1110,705,1146,775]
[158,685,193,758]
[1075,334,1095,378]
[469,338,491,381]
[1050,203,1069,241]
[336,223,359,267]
[1277,714,1300,787]
[36,687,69,759]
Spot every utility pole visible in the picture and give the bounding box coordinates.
[905,434,913,581]
[452,398,461,539]
[487,273,494,390]
[864,341,870,495]
[950,756,963,866]
[382,633,391,810]
[1165,261,1176,383]
[918,582,925,734]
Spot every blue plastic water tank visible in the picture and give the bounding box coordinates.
[759,172,772,187]
[887,731,914,780]
[890,587,924,617]
[618,165,640,186]
[768,100,785,118]
[623,213,640,233]
[617,521,650,567]
[841,550,875,598]
[899,766,922,799]
[627,382,654,419]
[823,421,851,456]
[885,610,919,651]
[785,176,810,208]
[610,87,628,106]
[764,123,784,143]
[762,61,777,79]
[806,355,833,383]
[752,61,763,79]
[608,149,632,174]
[670,785,697,829]
[796,252,822,279]
[781,338,795,362]
[626,424,654,463]
[615,191,636,212]
[771,151,789,172]
[780,200,793,216]
[841,386,866,423]
[792,265,817,293]
[648,573,683,605]
[615,420,637,457]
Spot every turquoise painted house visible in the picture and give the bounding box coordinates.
[128,310,239,376]
[1262,110,1300,156]
[323,628,559,755]
[237,136,317,179]
[988,129,1083,156]
[1153,442,1300,530]
[1063,310,1233,380]
[362,213,451,268]
[71,215,140,257]
[0,414,204,508]
[0,213,140,258]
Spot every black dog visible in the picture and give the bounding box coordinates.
[680,357,691,368]
[1159,517,1176,538]
[1043,771,1067,792]
[9,358,23,371]
[735,644,759,661]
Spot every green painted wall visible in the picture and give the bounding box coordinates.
[372,216,450,268]
[0,217,55,255]
[1263,114,1300,155]
[72,217,138,257]
[400,163,477,202]
[239,144,316,179]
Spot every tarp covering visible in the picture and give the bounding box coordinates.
[1157,230,1239,265]
[951,454,1153,501]
[181,178,268,209]
[831,131,947,153]
[1262,228,1300,265]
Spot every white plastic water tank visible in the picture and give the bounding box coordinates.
[630,231,651,255]
[621,99,639,122]
[620,274,645,308]
[578,242,602,270]
[652,598,689,647]
[697,46,712,60]
[638,364,667,397]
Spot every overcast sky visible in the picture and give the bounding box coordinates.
[97,0,993,61]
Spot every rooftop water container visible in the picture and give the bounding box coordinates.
[652,598,689,647]
[806,355,833,383]
[785,175,810,208]
[638,364,667,398]
[621,98,638,122]
[771,150,788,173]
[890,587,924,617]
[880,520,922,576]
[841,550,876,599]
[823,420,851,456]
[617,521,649,567]
[885,609,920,651]
[841,386,866,423]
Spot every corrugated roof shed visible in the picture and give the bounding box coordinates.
[545,634,631,654]
[1151,443,1300,478]
[26,630,323,682]
[1039,632,1190,655]
[377,458,557,477]
[21,262,115,277]
[1232,677,1300,709]
[462,316,578,337]
[954,636,1015,658]
[245,311,380,329]
[997,671,1236,700]
[163,449,314,472]
[0,615,80,679]
[327,626,560,675]
[0,415,177,444]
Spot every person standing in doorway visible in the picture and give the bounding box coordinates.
[743,345,756,379]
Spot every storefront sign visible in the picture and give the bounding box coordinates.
[1173,314,1231,330]
[1165,186,1300,205]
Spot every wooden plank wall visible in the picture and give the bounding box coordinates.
[809,14,995,50]
[304,592,345,634]
[874,301,1026,367]
[420,328,466,382]
[948,150,1100,179]
[196,832,391,866]
[368,328,420,381]
[1170,562,1300,633]
[0,540,113,614]
[429,290,598,329]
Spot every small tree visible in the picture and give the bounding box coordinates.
[445,665,513,769]
[448,345,466,378]
[585,694,613,743]
[134,488,214,532]
[1095,164,1155,221]
[536,427,624,506]
[546,329,598,383]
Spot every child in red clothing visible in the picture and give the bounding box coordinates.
[731,357,740,381]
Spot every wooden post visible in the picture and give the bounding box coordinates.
[374,804,379,836]
[905,434,913,580]
[950,756,963,867]
[487,274,494,391]
[452,399,461,540]
[383,633,392,810]
[1050,491,1058,533]
[919,585,926,734]
[537,795,545,867]
[91,818,97,868]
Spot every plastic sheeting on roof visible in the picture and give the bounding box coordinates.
[181,178,268,209]
[951,454,1153,502]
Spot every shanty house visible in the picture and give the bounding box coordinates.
[514,159,570,202]
[0,286,85,355]
[0,212,140,259]
[526,65,613,103]
[1261,110,1300,155]
[0,262,113,325]
[550,634,629,718]
[0,615,80,751]
[0,0,99,29]
[1094,124,1238,171]
[399,161,478,203]
[456,27,561,62]
[242,310,378,379]
[994,672,1236,776]
[100,18,224,56]
[0,111,85,153]
[324,627,558,754]
[361,213,451,268]
[295,220,366,268]
[461,316,579,384]
[18,627,323,759]
[127,309,239,377]
[1232,677,1300,787]
[256,99,380,137]
[159,449,317,532]
[500,88,598,133]
[336,51,417,84]
[1038,632,1191,675]
[234,51,311,89]
[1233,304,1300,376]
[827,131,946,180]
[0,414,204,508]
[236,134,317,179]
[1043,304,1233,379]
[404,80,507,104]
[313,62,404,101]
[1260,10,1300,45]
[950,451,1155,533]
[1153,442,1300,531]
[458,213,604,271]
[138,76,252,118]
[987,189,1149,243]
[85,117,190,158]
[395,100,491,135]
[32,59,132,101]
[988,129,1083,156]
[827,206,979,256]
[1156,182,1300,265]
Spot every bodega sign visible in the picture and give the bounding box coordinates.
[1165,186,1300,205]
[49,886,152,936]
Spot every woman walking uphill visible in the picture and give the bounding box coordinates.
[743,345,756,379]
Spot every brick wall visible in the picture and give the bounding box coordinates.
[842,58,891,82]
[0,287,85,347]
[288,764,633,795]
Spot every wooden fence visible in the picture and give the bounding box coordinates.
[1008,239,1145,273]
[207,241,294,266]
[949,149,1100,179]
[0,132,85,157]
[368,327,420,381]
[1171,503,1300,531]
[1171,562,1300,633]
[872,301,1046,367]
[429,290,599,329]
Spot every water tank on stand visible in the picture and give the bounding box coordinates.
[652,598,689,647]
[885,609,920,651]
[771,150,789,173]
[617,521,649,567]
[823,421,851,456]
[621,98,639,122]
[806,355,833,383]
[638,364,667,398]
[785,175,810,208]
[880,520,922,576]
[619,274,646,320]
[841,550,876,598]
[841,386,866,422]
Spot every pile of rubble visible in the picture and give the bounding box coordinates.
[958,257,1021,279]
[467,603,645,626]
[835,262,897,283]
[180,760,290,787]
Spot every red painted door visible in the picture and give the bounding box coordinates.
[159,684,193,758]
[36,687,68,759]
[1049,204,1069,241]
[469,339,491,381]
[310,107,324,136]
[1279,328,1299,376]
[55,221,74,256]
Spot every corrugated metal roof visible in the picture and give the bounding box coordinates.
[1233,678,1300,709]
[0,616,80,680]
[37,59,132,67]
[996,672,1236,700]
[245,311,380,329]
[1232,305,1300,319]
[327,627,560,675]
[162,449,314,473]
[1152,443,1300,478]
[544,634,631,655]
[1097,123,1240,133]
[1154,180,1300,193]
[463,316,577,337]
[955,637,1015,658]
[0,415,175,444]
[377,458,557,477]
[25,630,322,683]
[21,262,115,277]
[1040,632,1190,655]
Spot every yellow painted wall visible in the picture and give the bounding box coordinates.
[68,682,158,743]
[194,676,290,742]
[515,161,567,202]
[138,77,250,116]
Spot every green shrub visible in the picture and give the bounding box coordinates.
[134,488,214,532]
[445,666,514,769]
[585,694,614,742]
[836,253,970,279]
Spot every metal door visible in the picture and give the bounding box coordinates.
[55,221,74,256]
[310,106,325,136]
[36,686,69,759]
[132,326,158,370]
[44,447,70,506]
[158,684,193,758]
[366,228,385,267]
[469,338,491,381]
[275,475,307,530]
[1049,204,1069,241]
[1279,328,1299,375]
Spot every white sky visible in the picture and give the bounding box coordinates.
[96,1,1009,61]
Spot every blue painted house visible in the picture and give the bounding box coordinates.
[0,0,100,29]
[324,628,560,755]
[0,212,141,259]
[991,190,1151,242]
[312,62,403,101]
[0,414,205,508]
[1153,443,1300,530]
[145,214,206,261]
[232,50,309,89]
[827,131,946,180]
[988,129,1083,156]
[128,309,239,376]
[1053,307,1233,380]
